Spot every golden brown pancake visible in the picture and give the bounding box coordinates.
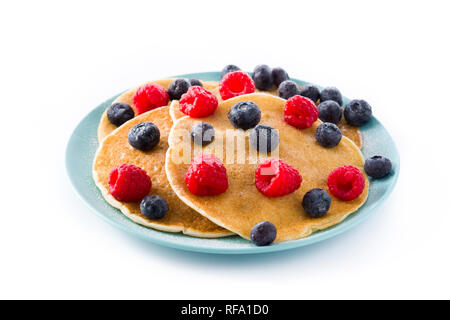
[93,106,232,238]
[170,82,362,148]
[166,93,369,242]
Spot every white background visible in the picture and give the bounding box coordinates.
[1,0,449,299]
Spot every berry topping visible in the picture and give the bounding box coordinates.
[272,67,289,87]
[318,100,342,124]
[344,99,372,127]
[278,80,300,100]
[327,165,365,201]
[250,221,277,246]
[184,154,228,196]
[128,122,160,151]
[219,71,255,100]
[109,164,152,202]
[228,101,261,130]
[179,86,218,118]
[190,122,215,146]
[133,83,169,115]
[302,188,331,218]
[299,84,320,103]
[255,159,302,197]
[107,102,134,127]
[189,79,203,87]
[168,79,191,100]
[364,156,392,179]
[221,64,241,78]
[140,195,169,220]
[284,95,319,129]
[250,124,279,153]
[252,64,273,90]
[320,87,343,106]
[315,122,342,148]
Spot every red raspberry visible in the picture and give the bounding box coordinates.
[219,71,255,100]
[255,159,302,197]
[109,164,152,202]
[284,95,319,129]
[179,86,218,118]
[184,154,228,196]
[327,165,365,201]
[133,83,169,115]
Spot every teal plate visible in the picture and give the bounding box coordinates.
[66,72,400,254]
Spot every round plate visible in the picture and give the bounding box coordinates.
[66,72,400,254]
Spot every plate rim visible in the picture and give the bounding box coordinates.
[66,71,400,254]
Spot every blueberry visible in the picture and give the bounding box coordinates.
[318,100,342,124]
[189,79,203,87]
[344,99,372,127]
[140,195,168,219]
[107,102,134,127]
[302,188,331,218]
[272,67,289,87]
[299,84,320,103]
[190,122,215,146]
[228,101,261,130]
[364,156,392,179]
[252,64,273,90]
[250,124,279,153]
[221,64,241,78]
[250,221,277,246]
[168,79,191,100]
[320,87,343,105]
[278,80,299,99]
[315,122,342,148]
[128,122,160,151]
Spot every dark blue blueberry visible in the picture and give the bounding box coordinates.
[221,64,241,78]
[315,122,342,148]
[302,188,331,218]
[318,100,342,124]
[278,80,300,99]
[128,122,160,151]
[107,102,134,127]
[344,99,372,127]
[140,195,168,220]
[364,156,392,179]
[250,221,277,246]
[189,79,203,87]
[168,78,191,100]
[320,87,343,105]
[250,124,279,153]
[299,84,320,103]
[190,122,215,146]
[228,101,261,130]
[271,67,289,87]
[252,64,273,90]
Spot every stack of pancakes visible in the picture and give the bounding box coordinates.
[93,78,368,242]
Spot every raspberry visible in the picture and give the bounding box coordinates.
[219,71,255,100]
[255,159,302,197]
[179,86,218,118]
[109,164,152,202]
[133,83,169,115]
[284,95,319,129]
[184,154,228,196]
[327,165,365,201]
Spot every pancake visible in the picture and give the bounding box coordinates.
[98,79,219,142]
[165,93,369,242]
[93,106,232,238]
[169,81,362,148]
